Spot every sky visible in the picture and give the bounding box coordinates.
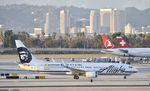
[0,0,150,10]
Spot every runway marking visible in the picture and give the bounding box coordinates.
[0,85,150,88]
[1,79,150,82]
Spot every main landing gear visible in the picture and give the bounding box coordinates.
[90,79,93,83]
[73,74,79,79]
[124,75,127,79]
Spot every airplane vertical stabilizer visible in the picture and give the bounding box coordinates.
[101,34,117,49]
[116,37,131,48]
[15,40,40,64]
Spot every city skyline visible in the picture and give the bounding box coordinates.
[0,0,150,10]
[0,4,150,36]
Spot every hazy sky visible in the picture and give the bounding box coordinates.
[0,0,150,10]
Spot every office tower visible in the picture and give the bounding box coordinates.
[125,23,137,34]
[100,9,112,33]
[110,9,117,33]
[116,10,126,33]
[44,12,58,36]
[0,25,3,47]
[44,13,49,36]
[60,10,70,34]
[110,9,126,33]
[100,8,126,33]
[90,10,100,33]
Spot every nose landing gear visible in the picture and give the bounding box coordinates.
[124,75,127,79]
[90,79,93,82]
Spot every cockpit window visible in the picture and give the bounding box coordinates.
[128,66,133,68]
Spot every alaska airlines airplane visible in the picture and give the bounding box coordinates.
[101,34,150,57]
[15,40,138,79]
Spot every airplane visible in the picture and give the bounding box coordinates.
[15,40,138,79]
[116,36,150,57]
[100,34,129,56]
[101,34,150,57]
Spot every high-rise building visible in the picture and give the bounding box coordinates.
[100,9,112,33]
[125,23,137,34]
[0,25,3,47]
[44,13,49,36]
[44,12,58,36]
[90,10,100,33]
[60,10,70,34]
[110,9,126,33]
[110,9,117,33]
[100,8,126,33]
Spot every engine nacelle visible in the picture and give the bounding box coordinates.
[85,72,98,78]
[123,53,130,57]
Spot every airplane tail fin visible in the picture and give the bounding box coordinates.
[100,34,117,49]
[116,37,131,48]
[15,40,38,64]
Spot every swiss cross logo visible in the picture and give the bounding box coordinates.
[120,40,126,46]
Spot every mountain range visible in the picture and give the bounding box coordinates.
[0,4,150,33]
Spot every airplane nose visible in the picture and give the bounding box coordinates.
[133,68,138,73]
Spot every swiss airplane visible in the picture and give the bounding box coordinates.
[101,34,150,57]
[15,40,138,79]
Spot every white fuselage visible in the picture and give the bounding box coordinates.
[15,40,138,79]
[19,62,138,76]
[102,48,150,57]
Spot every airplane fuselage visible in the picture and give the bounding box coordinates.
[102,48,150,57]
[19,62,137,76]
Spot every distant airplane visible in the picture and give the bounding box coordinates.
[100,34,129,56]
[101,34,150,57]
[15,40,138,79]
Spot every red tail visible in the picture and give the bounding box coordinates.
[116,36,131,48]
[101,34,117,49]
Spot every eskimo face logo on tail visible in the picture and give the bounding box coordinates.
[104,40,113,48]
[17,47,32,63]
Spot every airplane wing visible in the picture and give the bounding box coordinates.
[65,65,86,74]
[62,62,85,74]
[101,49,114,53]
[64,64,98,78]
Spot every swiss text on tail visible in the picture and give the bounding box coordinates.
[100,34,117,49]
[116,37,131,48]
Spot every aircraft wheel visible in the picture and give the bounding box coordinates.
[90,79,93,82]
[73,74,79,79]
[124,75,127,79]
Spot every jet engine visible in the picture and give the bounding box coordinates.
[85,72,98,78]
[123,53,130,57]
